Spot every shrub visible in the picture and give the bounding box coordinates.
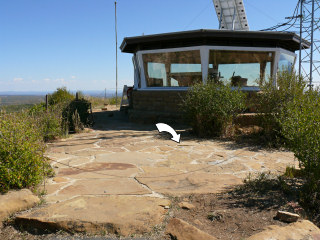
[256,71,306,143]
[107,96,117,105]
[63,98,92,132]
[29,103,65,141]
[72,109,83,133]
[183,80,246,137]
[48,87,74,106]
[0,112,52,193]
[300,177,320,223]
[279,89,320,175]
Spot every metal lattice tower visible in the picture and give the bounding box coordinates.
[298,0,320,87]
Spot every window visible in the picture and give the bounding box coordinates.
[208,50,274,87]
[142,50,202,87]
[278,52,296,72]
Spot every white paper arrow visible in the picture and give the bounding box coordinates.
[156,123,181,143]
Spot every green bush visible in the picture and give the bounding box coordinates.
[0,112,52,193]
[29,103,65,141]
[183,80,246,137]
[48,87,74,106]
[279,89,320,175]
[256,71,306,143]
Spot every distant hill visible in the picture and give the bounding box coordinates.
[0,95,45,106]
[0,90,116,98]
[0,91,46,96]
[0,90,117,107]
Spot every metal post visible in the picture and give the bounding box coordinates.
[299,0,303,78]
[115,1,118,106]
[309,0,315,89]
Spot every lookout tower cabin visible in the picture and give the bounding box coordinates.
[120,29,310,123]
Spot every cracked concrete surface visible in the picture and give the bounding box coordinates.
[15,109,298,236]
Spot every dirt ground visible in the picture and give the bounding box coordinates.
[0,224,163,240]
[170,179,301,240]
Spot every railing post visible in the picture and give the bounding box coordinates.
[45,94,48,112]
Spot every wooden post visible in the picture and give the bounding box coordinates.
[45,95,48,111]
[76,92,79,100]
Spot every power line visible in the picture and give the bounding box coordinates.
[183,0,212,30]
[245,1,280,24]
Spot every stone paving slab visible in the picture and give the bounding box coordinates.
[16,196,170,237]
[136,166,243,195]
[0,189,40,222]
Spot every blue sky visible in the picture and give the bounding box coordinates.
[0,0,302,92]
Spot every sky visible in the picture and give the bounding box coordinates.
[0,0,305,93]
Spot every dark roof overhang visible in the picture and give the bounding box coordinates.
[120,29,310,53]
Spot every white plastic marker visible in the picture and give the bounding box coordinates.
[156,123,181,143]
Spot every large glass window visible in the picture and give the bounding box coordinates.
[208,50,274,87]
[142,50,202,87]
[278,52,296,72]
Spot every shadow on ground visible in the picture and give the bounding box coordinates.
[91,110,270,153]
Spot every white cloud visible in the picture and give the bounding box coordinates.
[43,78,51,83]
[71,76,76,79]
[55,78,67,84]
[13,77,23,82]
[31,80,37,83]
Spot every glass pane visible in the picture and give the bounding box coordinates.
[278,52,296,72]
[142,50,201,87]
[208,50,274,87]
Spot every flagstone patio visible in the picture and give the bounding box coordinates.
[15,109,298,237]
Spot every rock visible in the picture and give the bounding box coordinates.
[178,202,195,210]
[15,195,170,237]
[276,210,300,223]
[166,218,217,240]
[193,219,203,226]
[247,220,320,240]
[0,189,40,222]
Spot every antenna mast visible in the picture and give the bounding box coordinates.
[115,0,118,106]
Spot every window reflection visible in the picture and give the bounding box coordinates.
[278,53,296,72]
[208,50,274,87]
[143,51,202,87]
